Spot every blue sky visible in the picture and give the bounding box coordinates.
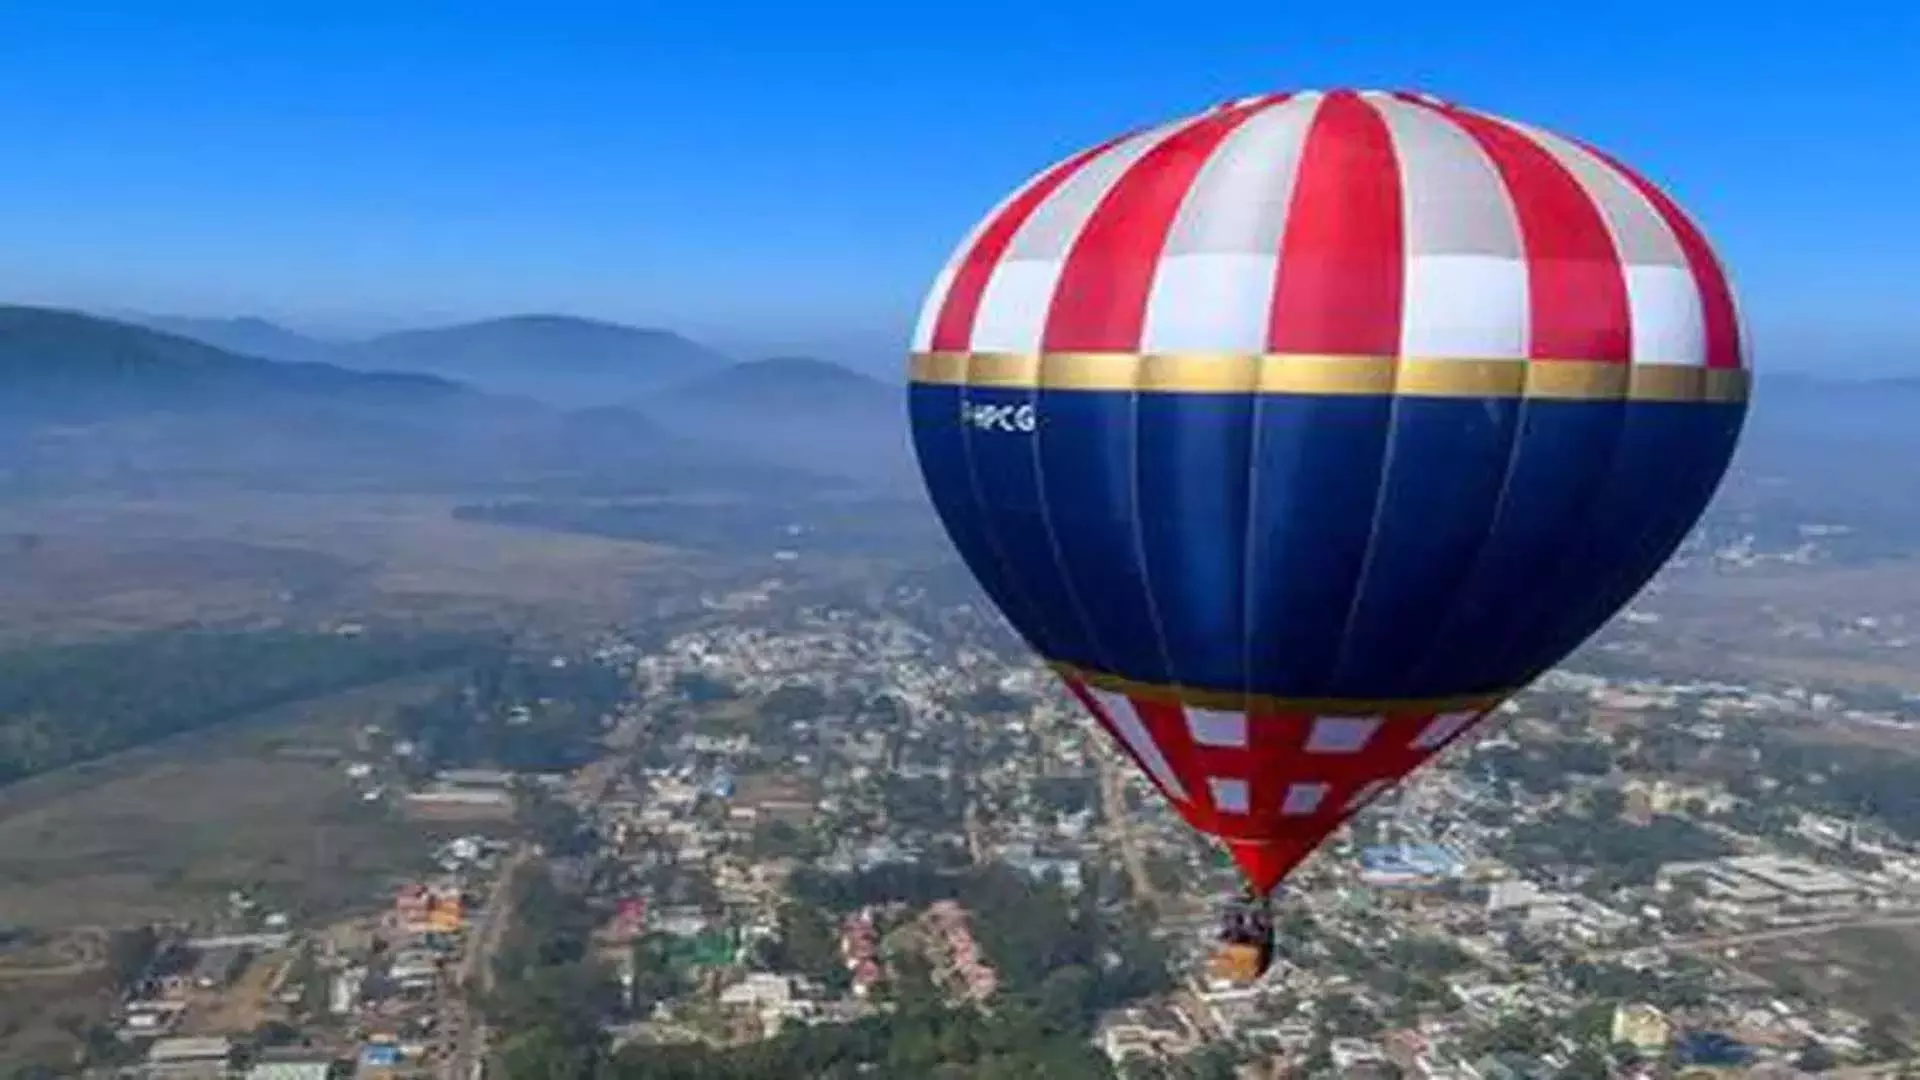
[0,2,1910,374]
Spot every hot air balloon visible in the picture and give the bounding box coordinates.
[906,89,1748,981]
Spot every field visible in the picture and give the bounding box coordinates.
[1637,562,1920,692]
[0,492,682,644]
[0,675,447,931]
[1736,925,1920,1034]
[0,969,115,1073]
[0,674,461,1069]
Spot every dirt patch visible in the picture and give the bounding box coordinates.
[180,949,289,1037]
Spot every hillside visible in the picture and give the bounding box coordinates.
[123,313,343,366]
[354,314,728,406]
[638,357,911,486]
[0,306,458,422]
[665,356,898,408]
[0,306,806,497]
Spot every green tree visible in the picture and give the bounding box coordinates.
[1795,1038,1839,1074]
[1863,1015,1909,1062]
[1561,1045,1611,1080]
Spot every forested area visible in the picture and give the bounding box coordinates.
[1744,736,1920,841]
[0,627,482,784]
[389,649,634,774]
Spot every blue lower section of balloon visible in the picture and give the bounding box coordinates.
[909,381,1744,699]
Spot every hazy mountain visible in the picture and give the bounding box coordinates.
[1743,371,1920,448]
[0,306,456,421]
[124,314,344,366]
[353,314,728,406]
[639,356,913,486]
[665,355,899,408]
[0,306,805,497]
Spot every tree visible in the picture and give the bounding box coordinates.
[1795,1038,1839,1074]
[770,901,842,981]
[1034,965,1095,1034]
[104,925,159,989]
[1863,1016,1909,1062]
[1562,1045,1611,1080]
[1588,786,1628,821]
[0,628,482,784]
[1320,992,1380,1037]
[1568,1001,1615,1044]
[1183,1044,1238,1080]
[761,682,828,723]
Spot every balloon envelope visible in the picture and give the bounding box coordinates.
[907,89,1748,894]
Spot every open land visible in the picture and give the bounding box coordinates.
[1736,925,1920,1036]
[0,675,446,932]
[0,493,680,645]
[1590,561,1920,700]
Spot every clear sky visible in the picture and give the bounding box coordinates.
[0,1,1911,374]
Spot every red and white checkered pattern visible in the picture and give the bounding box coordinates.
[1060,671,1500,892]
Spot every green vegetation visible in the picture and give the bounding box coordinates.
[493,860,1164,1079]
[1504,810,1731,886]
[765,901,849,993]
[787,862,1168,1004]
[486,858,619,1078]
[1466,736,1613,797]
[0,628,480,784]
[1561,958,1711,1012]
[606,982,1118,1078]
[391,648,632,774]
[1748,737,1920,841]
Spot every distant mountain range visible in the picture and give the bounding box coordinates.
[127,311,734,407]
[91,304,1920,499]
[0,306,818,497]
[118,309,914,487]
[632,356,910,486]
[132,314,346,368]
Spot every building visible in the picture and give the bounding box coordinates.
[1722,856,1865,909]
[245,1063,333,1080]
[434,768,515,788]
[1357,843,1466,887]
[395,882,465,934]
[1612,1003,1674,1053]
[145,1035,234,1076]
[1662,856,1866,918]
[189,945,249,990]
[719,972,794,1009]
[405,786,515,816]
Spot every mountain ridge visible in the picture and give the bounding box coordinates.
[352,314,729,406]
[0,305,813,497]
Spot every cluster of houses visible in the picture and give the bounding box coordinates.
[923,901,997,1002]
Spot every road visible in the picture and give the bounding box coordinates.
[437,704,640,1076]
[1097,754,1161,908]
[440,843,533,1080]
[1601,907,1920,960]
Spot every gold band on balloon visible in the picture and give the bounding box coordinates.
[910,351,1750,404]
[1050,660,1514,717]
